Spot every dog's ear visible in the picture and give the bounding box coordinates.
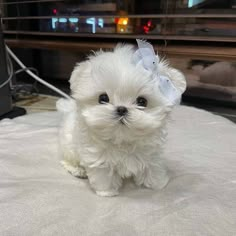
[70,61,91,92]
[158,60,187,95]
[69,61,93,100]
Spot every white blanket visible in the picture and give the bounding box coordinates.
[0,106,235,236]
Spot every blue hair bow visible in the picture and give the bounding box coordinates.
[133,39,181,105]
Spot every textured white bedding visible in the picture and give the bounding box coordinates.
[0,106,235,236]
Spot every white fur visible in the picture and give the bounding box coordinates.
[57,44,186,197]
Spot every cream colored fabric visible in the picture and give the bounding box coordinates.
[0,106,235,236]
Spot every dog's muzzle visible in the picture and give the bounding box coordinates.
[116,106,128,117]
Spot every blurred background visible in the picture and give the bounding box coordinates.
[0,0,236,121]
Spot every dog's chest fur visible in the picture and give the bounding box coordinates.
[79,137,163,178]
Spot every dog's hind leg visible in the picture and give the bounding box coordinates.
[57,99,87,179]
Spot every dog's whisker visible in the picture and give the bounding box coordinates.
[122,118,131,127]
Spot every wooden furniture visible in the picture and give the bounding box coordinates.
[5,39,236,62]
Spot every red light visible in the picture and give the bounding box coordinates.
[147,20,152,27]
[143,25,149,33]
[143,20,152,34]
[114,18,119,24]
[53,9,57,14]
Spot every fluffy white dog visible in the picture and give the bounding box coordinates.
[57,40,186,197]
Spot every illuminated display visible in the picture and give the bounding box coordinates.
[86,18,104,33]
[51,17,104,33]
[52,17,79,30]
[188,0,204,7]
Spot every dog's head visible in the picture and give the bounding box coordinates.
[70,42,186,143]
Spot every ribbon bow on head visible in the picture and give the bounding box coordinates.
[132,39,181,105]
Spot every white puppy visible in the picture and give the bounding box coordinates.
[57,40,186,197]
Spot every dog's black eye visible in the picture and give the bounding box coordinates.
[136,97,148,107]
[98,93,109,104]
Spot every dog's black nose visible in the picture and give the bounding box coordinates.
[116,106,128,116]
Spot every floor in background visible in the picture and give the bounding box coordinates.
[14,95,59,114]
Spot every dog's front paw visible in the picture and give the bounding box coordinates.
[61,160,87,179]
[96,190,119,197]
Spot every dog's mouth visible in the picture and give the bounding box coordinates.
[118,116,127,125]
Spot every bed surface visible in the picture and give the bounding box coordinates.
[0,106,235,236]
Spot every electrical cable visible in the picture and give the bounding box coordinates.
[14,67,40,96]
[14,67,39,94]
[5,45,71,99]
[7,52,14,89]
[0,53,14,89]
[1,53,38,95]
[0,71,13,89]
[15,67,38,75]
